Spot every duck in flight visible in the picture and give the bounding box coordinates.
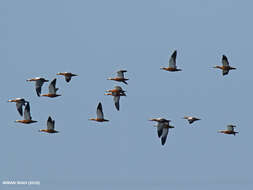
[56,72,78,83]
[107,70,129,84]
[39,116,59,133]
[105,86,126,95]
[218,125,238,136]
[41,78,61,98]
[213,55,236,76]
[149,118,171,138]
[89,102,109,122]
[105,88,126,111]
[183,116,201,124]
[15,102,37,124]
[150,118,174,146]
[26,77,49,96]
[160,50,182,72]
[8,98,27,116]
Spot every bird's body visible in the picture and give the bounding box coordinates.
[105,86,126,95]
[41,78,61,98]
[161,50,182,72]
[89,102,109,122]
[183,116,201,124]
[213,55,236,75]
[56,72,78,83]
[218,125,238,136]
[15,102,37,124]
[39,116,59,133]
[8,98,27,116]
[149,118,171,123]
[107,70,129,84]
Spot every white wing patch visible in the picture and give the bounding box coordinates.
[24,102,31,120]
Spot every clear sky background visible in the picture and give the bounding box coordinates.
[1,0,253,189]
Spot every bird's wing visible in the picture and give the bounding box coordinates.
[227,125,235,132]
[115,86,123,91]
[117,70,126,78]
[113,95,120,111]
[222,55,229,67]
[35,80,44,96]
[24,102,32,120]
[96,102,104,119]
[16,102,24,116]
[168,50,177,68]
[49,78,57,94]
[189,120,194,124]
[65,75,71,82]
[222,69,229,76]
[157,122,164,138]
[47,116,55,130]
[161,127,169,146]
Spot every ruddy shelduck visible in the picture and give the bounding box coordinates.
[105,86,126,95]
[183,116,201,124]
[39,116,59,133]
[8,98,27,116]
[89,102,109,122]
[149,118,171,138]
[105,91,126,111]
[41,78,61,98]
[161,50,182,72]
[213,55,236,76]
[107,70,129,84]
[105,86,126,111]
[152,121,174,146]
[56,72,78,83]
[26,77,49,96]
[15,102,37,124]
[218,125,238,136]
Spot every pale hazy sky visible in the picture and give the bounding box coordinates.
[1,0,253,189]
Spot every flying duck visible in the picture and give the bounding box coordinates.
[26,77,49,96]
[89,102,109,122]
[160,50,182,72]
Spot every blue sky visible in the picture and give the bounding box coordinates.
[1,0,253,189]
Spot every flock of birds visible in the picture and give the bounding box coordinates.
[8,72,78,133]
[7,50,238,145]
